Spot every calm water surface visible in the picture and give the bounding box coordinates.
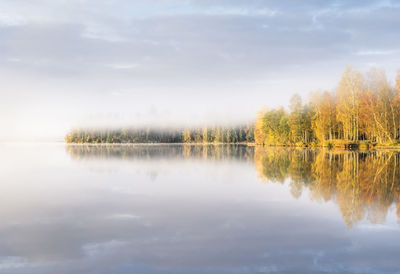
[1,143,400,274]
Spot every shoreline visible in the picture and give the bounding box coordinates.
[65,142,253,146]
[64,142,400,150]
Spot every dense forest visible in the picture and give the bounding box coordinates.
[65,125,254,144]
[255,67,400,147]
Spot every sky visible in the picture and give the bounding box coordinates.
[1,0,400,140]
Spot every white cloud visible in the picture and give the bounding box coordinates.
[202,7,278,17]
[356,49,398,56]
[107,63,140,70]
[0,13,26,26]
[107,214,141,220]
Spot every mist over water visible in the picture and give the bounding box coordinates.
[1,143,400,273]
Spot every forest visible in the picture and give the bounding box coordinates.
[65,125,254,144]
[255,67,400,147]
[66,67,400,147]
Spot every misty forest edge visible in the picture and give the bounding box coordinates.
[66,67,400,149]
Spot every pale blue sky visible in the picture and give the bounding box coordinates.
[1,0,400,140]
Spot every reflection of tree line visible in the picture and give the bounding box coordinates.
[66,144,400,227]
[255,148,400,227]
[66,144,254,162]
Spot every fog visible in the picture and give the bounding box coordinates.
[1,0,400,141]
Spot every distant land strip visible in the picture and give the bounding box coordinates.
[67,67,400,149]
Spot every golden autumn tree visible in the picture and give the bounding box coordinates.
[311,91,337,143]
[396,70,400,93]
[359,90,377,140]
[288,93,305,144]
[202,127,209,143]
[183,129,192,143]
[362,68,396,143]
[336,67,363,141]
[254,108,267,145]
[394,70,400,140]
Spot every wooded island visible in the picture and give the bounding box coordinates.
[66,67,400,147]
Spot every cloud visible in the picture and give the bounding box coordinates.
[356,50,398,56]
[0,0,400,139]
[107,63,140,70]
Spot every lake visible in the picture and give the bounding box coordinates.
[1,143,400,274]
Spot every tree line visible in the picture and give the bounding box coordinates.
[65,125,254,144]
[255,67,400,146]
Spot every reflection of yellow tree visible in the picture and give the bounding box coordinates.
[288,149,315,199]
[254,148,400,227]
[335,152,363,227]
[254,147,317,198]
[309,151,338,202]
[254,147,290,184]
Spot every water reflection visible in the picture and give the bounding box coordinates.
[66,144,254,162]
[0,144,399,273]
[67,145,400,227]
[254,147,400,227]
